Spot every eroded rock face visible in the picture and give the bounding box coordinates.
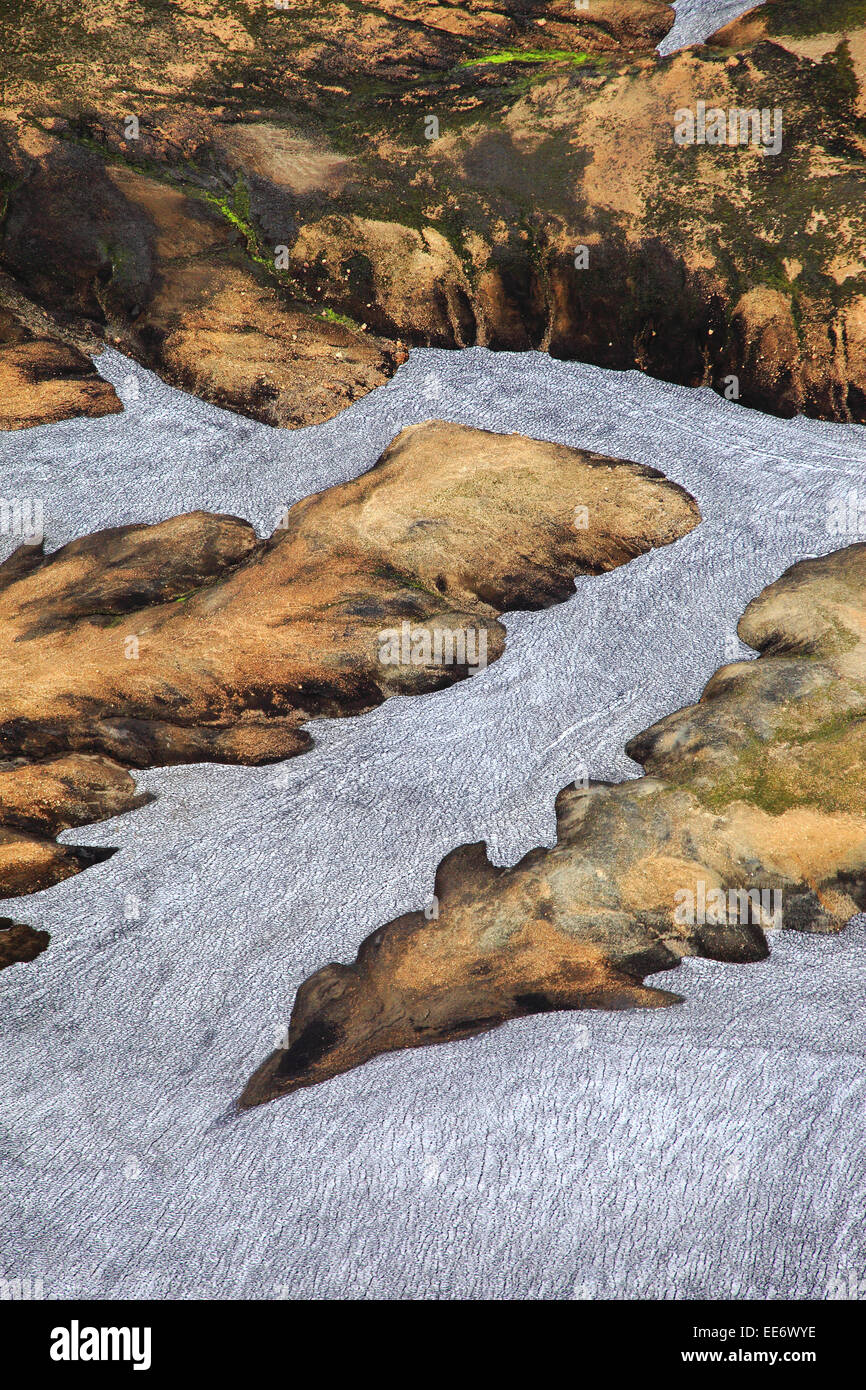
[1,0,864,423]
[240,543,866,1106]
[0,916,48,972]
[709,1,866,48]
[0,422,699,901]
[0,756,145,899]
[0,301,121,430]
[0,135,405,429]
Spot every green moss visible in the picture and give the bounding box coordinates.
[315,306,363,330]
[199,175,274,271]
[85,612,126,626]
[460,50,599,68]
[95,235,137,289]
[695,706,866,816]
[63,130,311,301]
[779,705,866,747]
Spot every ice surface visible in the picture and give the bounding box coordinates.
[0,338,864,1300]
[660,0,758,53]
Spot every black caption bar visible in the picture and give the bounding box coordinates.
[0,1297,859,1377]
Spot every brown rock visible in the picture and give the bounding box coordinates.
[0,754,146,898]
[0,423,699,898]
[0,825,117,899]
[0,755,145,840]
[707,2,866,49]
[0,917,49,972]
[0,297,121,430]
[726,287,804,417]
[2,2,864,424]
[1,1,675,124]
[105,164,405,427]
[290,215,476,348]
[0,135,404,428]
[240,543,866,1105]
[0,338,122,430]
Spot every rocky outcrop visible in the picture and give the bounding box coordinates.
[3,2,676,119]
[240,543,866,1106]
[0,134,405,428]
[1,0,864,424]
[0,338,121,431]
[0,756,142,898]
[0,423,699,902]
[708,1,866,48]
[0,300,121,430]
[0,916,48,972]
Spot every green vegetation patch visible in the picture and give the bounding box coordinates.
[695,708,866,817]
[199,176,273,271]
[459,49,598,68]
[315,306,363,331]
[372,563,440,598]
